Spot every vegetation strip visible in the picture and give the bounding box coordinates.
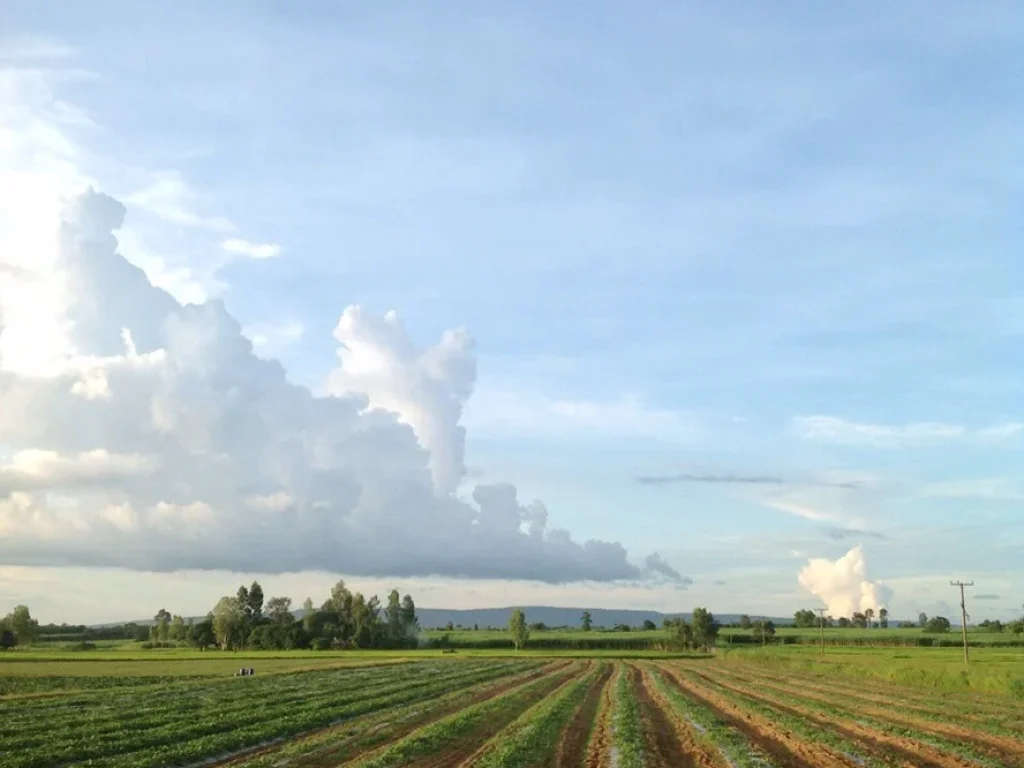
[682,665,991,768]
[583,664,619,768]
[555,663,614,768]
[707,664,1024,763]
[657,664,857,768]
[347,661,584,768]
[610,663,646,768]
[469,662,604,767]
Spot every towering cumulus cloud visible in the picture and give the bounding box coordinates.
[797,545,892,618]
[0,189,680,584]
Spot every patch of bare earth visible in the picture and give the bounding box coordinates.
[555,662,614,768]
[708,665,1024,767]
[689,666,980,768]
[656,663,852,768]
[584,664,620,768]
[635,665,724,768]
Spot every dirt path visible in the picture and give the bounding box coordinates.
[584,664,620,768]
[635,665,722,768]
[684,666,981,768]
[555,663,614,768]
[656,664,856,768]
[704,664,1024,767]
[625,665,690,767]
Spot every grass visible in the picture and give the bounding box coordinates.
[611,667,645,768]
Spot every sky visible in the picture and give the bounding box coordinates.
[1,2,1022,625]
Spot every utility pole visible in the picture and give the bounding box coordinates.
[815,608,827,657]
[950,581,974,666]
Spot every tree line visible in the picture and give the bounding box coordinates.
[2,581,421,651]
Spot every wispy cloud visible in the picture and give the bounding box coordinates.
[222,238,281,260]
[793,416,1022,447]
[974,594,1001,601]
[125,171,234,232]
[820,526,886,541]
[636,471,863,489]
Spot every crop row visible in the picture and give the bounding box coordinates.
[0,661,538,768]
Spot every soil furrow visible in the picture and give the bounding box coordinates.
[584,664,620,768]
[628,665,691,767]
[635,665,723,768]
[555,663,614,768]
[656,664,858,768]
[705,665,1024,766]
[684,665,982,768]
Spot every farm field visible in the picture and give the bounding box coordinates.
[3,653,1023,768]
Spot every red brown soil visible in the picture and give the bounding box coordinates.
[683,665,981,768]
[706,664,1024,767]
[554,662,614,768]
[583,665,619,768]
[633,665,722,768]
[400,661,588,768]
[656,663,856,768]
[210,661,571,768]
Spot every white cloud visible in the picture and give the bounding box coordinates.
[125,171,234,232]
[246,321,305,356]
[798,545,892,618]
[0,188,679,586]
[793,416,1022,447]
[221,238,281,259]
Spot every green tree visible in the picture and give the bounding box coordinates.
[751,619,776,644]
[851,612,867,628]
[0,628,15,650]
[509,609,529,651]
[664,617,692,650]
[918,612,928,628]
[793,609,816,628]
[581,610,593,632]
[642,619,657,631]
[739,614,752,630]
[212,596,246,650]
[690,607,719,652]
[170,615,187,642]
[924,616,951,634]
[864,608,875,628]
[400,595,417,632]
[878,608,889,629]
[188,616,215,649]
[302,597,315,634]
[385,589,403,643]
[266,596,293,625]
[246,581,264,621]
[837,616,851,628]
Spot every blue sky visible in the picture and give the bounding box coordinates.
[1,2,1022,624]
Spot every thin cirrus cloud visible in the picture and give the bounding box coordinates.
[636,472,863,490]
[221,238,282,260]
[793,416,1023,447]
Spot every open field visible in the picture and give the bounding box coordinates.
[3,649,1023,767]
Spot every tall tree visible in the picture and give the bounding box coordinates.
[581,611,592,632]
[212,597,246,650]
[236,585,250,618]
[918,612,928,628]
[170,615,187,642]
[385,590,403,643]
[247,581,264,621]
[0,628,15,650]
[302,597,315,634]
[739,614,752,630]
[153,609,171,642]
[690,607,719,652]
[509,609,529,651]
[400,595,417,631]
[266,596,293,625]
[864,608,875,628]
[878,608,889,629]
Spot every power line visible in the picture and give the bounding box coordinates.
[950,580,974,666]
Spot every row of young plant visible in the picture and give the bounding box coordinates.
[675,663,1009,768]
[694,665,1015,768]
[709,662,1024,741]
[1,662,534,768]
[1,660,444,739]
[349,662,586,768]
[234,661,570,768]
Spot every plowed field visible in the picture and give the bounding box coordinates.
[3,657,1022,767]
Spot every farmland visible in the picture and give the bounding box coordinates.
[3,650,1023,767]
